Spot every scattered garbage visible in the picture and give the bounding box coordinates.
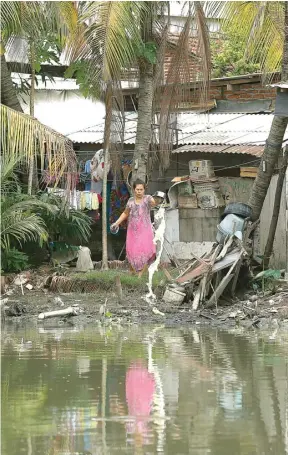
[152,307,165,317]
[54,296,65,306]
[38,306,80,320]
[163,287,186,304]
[160,210,260,309]
[76,246,94,272]
[14,273,30,286]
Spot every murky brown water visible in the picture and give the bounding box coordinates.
[2,323,288,455]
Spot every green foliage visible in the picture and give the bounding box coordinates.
[253,268,282,293]
[0,158,56,250]
[211,32,261,78]
[1,248,30,273]
[1,158,91,261]
[71,269,168,291]
[64,60,101,99]
[38,192,92,243]
[135,41,157,64]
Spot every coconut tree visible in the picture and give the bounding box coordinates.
[214,1,288,221]
[1,1,79,193]
[66,1,212,266]
[65,1,146,269]
[131,1,212,181]
[248,1,288,221]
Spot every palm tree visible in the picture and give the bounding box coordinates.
[66,1,146,269]
[1,1,79,192]
[131,1,212,181]
[1,103,77,190]
[248,1,288,221]
[216,1,288,220]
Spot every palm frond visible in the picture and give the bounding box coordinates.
[155,1,212,173]
[0,211,48,250]
[1,104,77,190]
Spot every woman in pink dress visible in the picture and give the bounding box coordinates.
[111,179,156,276]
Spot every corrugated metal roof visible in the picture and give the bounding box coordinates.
[68,113,288,149]
[172,144,264,157]
[68,113,138,144]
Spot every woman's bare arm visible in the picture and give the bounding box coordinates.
[114,209,129,226]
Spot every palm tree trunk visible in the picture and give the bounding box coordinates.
[248,2,288,220]
[132,2,154,183]
[0,54,23,112]
[248,116,288,220]
[132,62,154,182]
[102,83,112,271]
[28,42,36,195]
[263,146,288,268]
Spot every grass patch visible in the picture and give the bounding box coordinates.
[69,269,168,291]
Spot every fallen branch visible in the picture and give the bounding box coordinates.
[38,306,79,320]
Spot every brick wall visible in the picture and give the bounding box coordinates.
[212,84,276,102]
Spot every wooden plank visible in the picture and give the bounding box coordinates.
[212,251,241,273]
[207,252,244,307]
[179,208,222,219]
[192,283,202,310]
[240,168,257,178]
[177,262,209,283]
[231,258,243,295]
[207,274,234,308]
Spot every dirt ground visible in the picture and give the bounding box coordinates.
[2,266,288,330]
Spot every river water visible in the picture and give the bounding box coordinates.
[2,323,288,455]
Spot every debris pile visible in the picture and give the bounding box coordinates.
[169,160,225,210]
[163,204,259,309]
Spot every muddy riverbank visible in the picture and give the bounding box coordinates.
[2,270,288,330]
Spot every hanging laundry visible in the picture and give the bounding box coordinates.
[109,181,130,230]
[91,193,99,210]
[80,191,86,210]
[84,159,91,173]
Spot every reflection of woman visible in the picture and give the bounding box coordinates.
[125,360,155,446]
[111,179,157,276]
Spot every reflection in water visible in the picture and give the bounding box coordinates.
[1,324,288,455]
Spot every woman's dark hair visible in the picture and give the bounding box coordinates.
[133,178,146,189]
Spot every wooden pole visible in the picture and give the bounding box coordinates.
[263,146,288,268]
[102,83,113,270]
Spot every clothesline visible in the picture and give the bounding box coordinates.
[47,188,102,211]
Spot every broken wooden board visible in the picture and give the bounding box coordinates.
[240,167,257,178]
[177,262,209,283]
[212,251,241,273]
[207,251,244,307]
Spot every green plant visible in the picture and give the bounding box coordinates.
[253,268,282,293]
[38,192,92,243]
[211,33,261,78]
[1,248,30,273]
[0,157,58,250]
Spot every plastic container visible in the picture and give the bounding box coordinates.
[163,288,186,304]
[110,224,119,235]
[219,213,245,234]
[216,214,245,244]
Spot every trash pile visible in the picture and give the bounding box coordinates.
[163,202,257,309]
[169,160,225,209]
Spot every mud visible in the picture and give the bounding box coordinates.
[2,284,288,331]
